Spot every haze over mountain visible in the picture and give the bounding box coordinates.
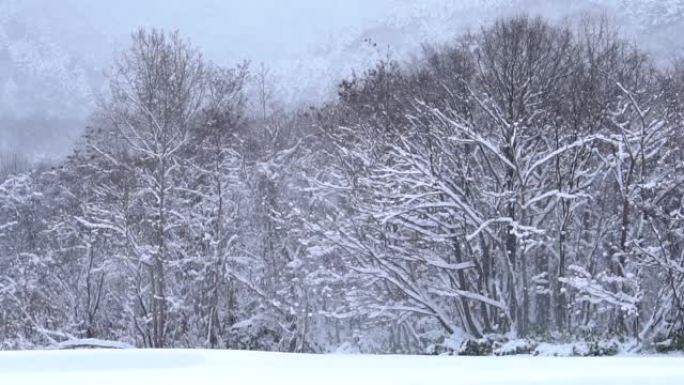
[1,0,684,160]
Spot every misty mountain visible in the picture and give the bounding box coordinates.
[0,0,101,118]
[1,0,684,160]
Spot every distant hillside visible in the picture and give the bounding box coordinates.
[1,0,684,160]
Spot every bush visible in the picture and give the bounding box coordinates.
[459,339,494,356]
[655,338,684,353]
[587,339,620,356]
[494,339,537,356]
[458,334,507,356]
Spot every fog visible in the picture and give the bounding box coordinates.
[1,0,683,160]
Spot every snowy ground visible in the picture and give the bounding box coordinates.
[0,349,683,385]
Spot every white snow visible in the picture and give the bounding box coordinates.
[0,349,682,385]
[49,338,134,350]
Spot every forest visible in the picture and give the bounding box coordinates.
[0,15,683,355]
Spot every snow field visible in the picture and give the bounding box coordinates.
[0,349,683,385]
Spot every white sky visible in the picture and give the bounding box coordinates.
[25,0,397,65]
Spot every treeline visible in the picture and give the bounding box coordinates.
[1,16,683,353]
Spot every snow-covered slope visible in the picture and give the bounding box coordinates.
[0,349,683,385]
